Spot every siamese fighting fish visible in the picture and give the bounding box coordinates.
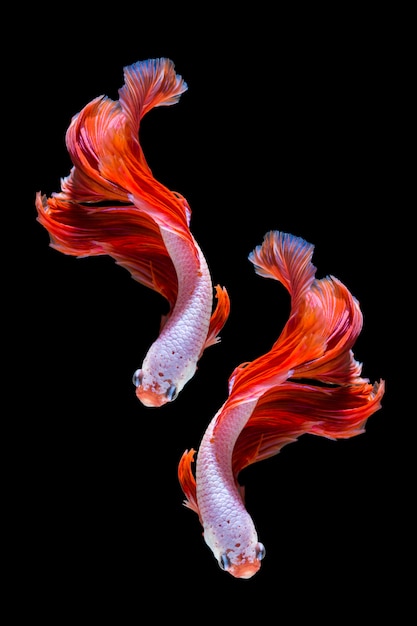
[178,230,385,579]
[36,58,230,407]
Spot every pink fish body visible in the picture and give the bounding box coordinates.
[35,58,230,407]
[178,230,385,578]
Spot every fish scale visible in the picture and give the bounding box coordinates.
[137,228,214,404]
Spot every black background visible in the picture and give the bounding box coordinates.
[17,6,406,621]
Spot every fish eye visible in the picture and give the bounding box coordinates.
[256,543,266,561]
[166,384,178,401]
[132,369,143,387]
[219,553,230,571]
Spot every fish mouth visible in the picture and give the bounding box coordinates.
[227,560,262,579]
[136,386,170,407]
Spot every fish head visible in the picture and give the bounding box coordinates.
[132,368,178,407]
[218,542,266,579]
[132,346,198,407]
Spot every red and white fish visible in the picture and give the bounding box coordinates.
[35,58,230,407]
[178,230,385,579]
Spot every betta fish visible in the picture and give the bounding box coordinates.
[178,230,385,579]
[35,58,230,407]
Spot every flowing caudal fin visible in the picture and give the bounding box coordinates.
[35,59,197,311]
[249,230,317,308]
[222,231,327,413]
[232,379,385,476]
[35,192,179,308]
[214,231,384,475]
[119,58,188,133]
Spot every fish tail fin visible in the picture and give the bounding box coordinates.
[227,230,385,477]
[248,230,316,306]
[225,232,326,404]
[35,191,179,308]
[35,192,103,257]
[119,58,188,131]
[232,378,385,475]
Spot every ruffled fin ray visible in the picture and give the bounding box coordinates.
[178,449,202,521]
[232,379,385,477]
[220,231,327,415]
[119,58,188,134]
[35,192,178,308]
[248,230,316,309]
[202,285,231,351]
[213,230,383,445]
[36,58,204,312]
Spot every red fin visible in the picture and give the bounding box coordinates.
[294,276,364,384]
[35,59,195,309]
[119,58,188,133]
[178,449,201,521]
[232,379,385,476]
[202,285,231,351]
[35,192,178,309]
[213,231,384,464]
[249,230,316,308]
[99,59,192,241]
[58,96,130,204]
[220,232,327,416]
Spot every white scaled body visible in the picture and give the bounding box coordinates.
[196,400,266,579]
[134,229,214,406]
